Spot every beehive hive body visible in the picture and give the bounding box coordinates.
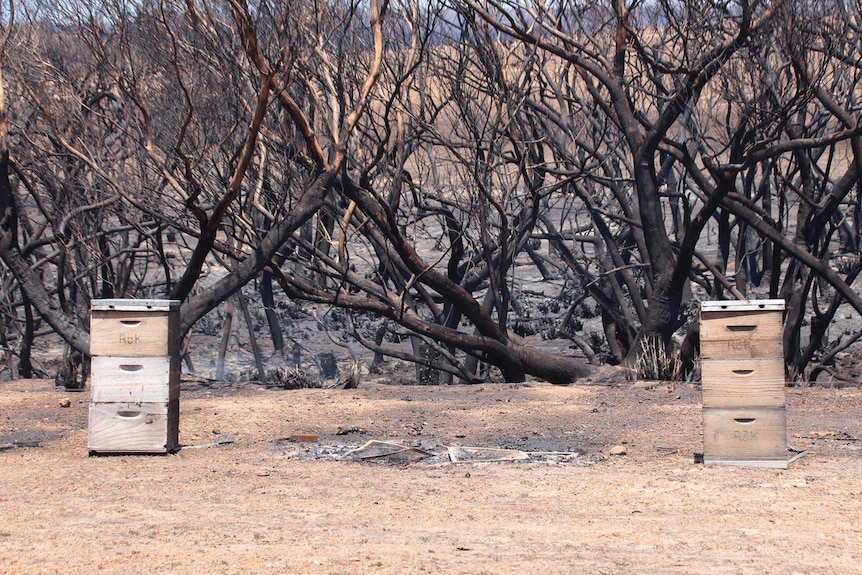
[88,300,181,454]
[700,300,787,468]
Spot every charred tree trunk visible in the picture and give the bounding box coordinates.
[0,57,16,257]
[18,293,34,378]
[259,271,284,352]
[215,300,234,381]
[237,290,265,382]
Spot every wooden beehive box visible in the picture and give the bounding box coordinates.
[700,300,787,468]
[88,299,181,454]
[90,302,180,357]
[87,400,180,454]
[699,305,783,359]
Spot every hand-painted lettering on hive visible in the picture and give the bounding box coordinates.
[119,333,141,345]
[734,430,759,442]
[728,338,751,351]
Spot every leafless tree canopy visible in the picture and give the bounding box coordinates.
[2,0,862,385]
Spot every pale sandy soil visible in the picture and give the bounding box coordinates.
[1,376,861,575]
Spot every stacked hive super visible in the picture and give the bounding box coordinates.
[700,299,787,468]
[88,299,181,454]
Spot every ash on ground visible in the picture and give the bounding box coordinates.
[289,442,593,466]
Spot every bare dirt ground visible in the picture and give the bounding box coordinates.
[1,372,861,575]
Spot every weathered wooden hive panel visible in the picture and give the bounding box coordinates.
[89,356,181,403]
[90,300,180,357]
[699,309,783,359]
[700,358,785,409]
[702,407,787,463]
[88,400,179,454]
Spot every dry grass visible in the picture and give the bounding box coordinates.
[635,337,683,381]
[267,366,321,389]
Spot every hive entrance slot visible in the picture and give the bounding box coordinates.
[727,325,756,332]
[119,364,144,372]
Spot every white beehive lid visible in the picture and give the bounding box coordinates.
[91,299,181,312]
[700,299,785,313]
